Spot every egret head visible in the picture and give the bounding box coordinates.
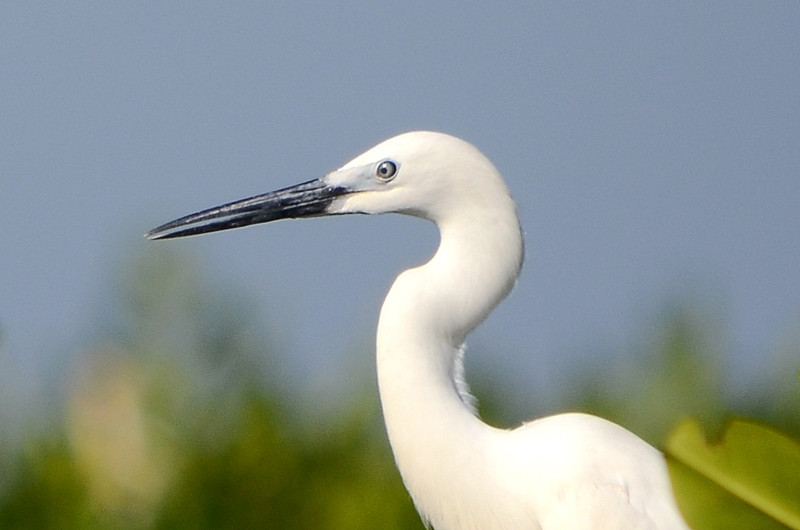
[146,131,511,240]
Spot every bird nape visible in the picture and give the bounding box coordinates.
[147,131,689,530]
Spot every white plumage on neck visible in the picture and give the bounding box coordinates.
[375,173,525,528]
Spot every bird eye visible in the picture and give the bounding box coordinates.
[375,160,398,181]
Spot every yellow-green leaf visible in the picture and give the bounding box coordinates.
[666,419,800,529]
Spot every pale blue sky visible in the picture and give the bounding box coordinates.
[1,3,798,416]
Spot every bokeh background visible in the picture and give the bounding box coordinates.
[1,3,798,527]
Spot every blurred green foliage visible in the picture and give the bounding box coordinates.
[0,247,797,528]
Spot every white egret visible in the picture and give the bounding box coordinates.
[147,131,689,529]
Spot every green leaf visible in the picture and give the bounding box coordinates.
[665,418,800,529]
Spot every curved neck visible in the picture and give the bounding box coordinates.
[375,198,522,527]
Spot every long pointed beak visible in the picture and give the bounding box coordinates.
[145,178,348,240]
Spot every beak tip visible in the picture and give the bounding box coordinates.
[144,224,179,240]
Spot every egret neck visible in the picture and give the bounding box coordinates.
[376,175,524,527]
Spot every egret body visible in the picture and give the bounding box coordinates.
[147,131,688,529]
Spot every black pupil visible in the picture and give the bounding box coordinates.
[378,161,395,178]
